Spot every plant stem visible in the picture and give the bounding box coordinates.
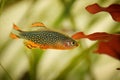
[0,62,14,80]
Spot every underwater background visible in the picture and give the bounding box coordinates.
[0,0,120,80]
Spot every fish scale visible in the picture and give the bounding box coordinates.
[20,30,72,45]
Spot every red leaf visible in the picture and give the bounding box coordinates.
[96,35,120,60]
[86,3,120,22]
[72,32,120,60]
[72,32,86,40]
[85,32,112,40]
[85,3,104,14]
[72,32,111,40]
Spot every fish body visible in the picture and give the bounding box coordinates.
[10,22,78,50]
[86,3,120,22]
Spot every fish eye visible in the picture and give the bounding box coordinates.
[71,41,78,46]
[71,41,77,46]
[72,41,75,45]
[64,40,77,47]
[68,41,75,46]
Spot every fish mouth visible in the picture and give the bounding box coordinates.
[75,43,79,47]
[72,43,79,49]
[75,44,79,48]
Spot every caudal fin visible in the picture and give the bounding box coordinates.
[10,32,20,39]
[13,24,22,32]
[10,24,22,39]
[86,3,104,14]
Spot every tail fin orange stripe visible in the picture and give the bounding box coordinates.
[13,24,22,32]
[10,33,19,39]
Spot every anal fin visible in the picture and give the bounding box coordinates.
[24,40,50,49]
[24,40,40,49]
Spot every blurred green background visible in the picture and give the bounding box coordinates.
[0,0,120,80]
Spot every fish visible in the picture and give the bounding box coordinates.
[86,3,120,22]
[10,22,78,50]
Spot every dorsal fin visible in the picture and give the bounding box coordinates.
[31,22,48,31]
[32,22,46,28]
